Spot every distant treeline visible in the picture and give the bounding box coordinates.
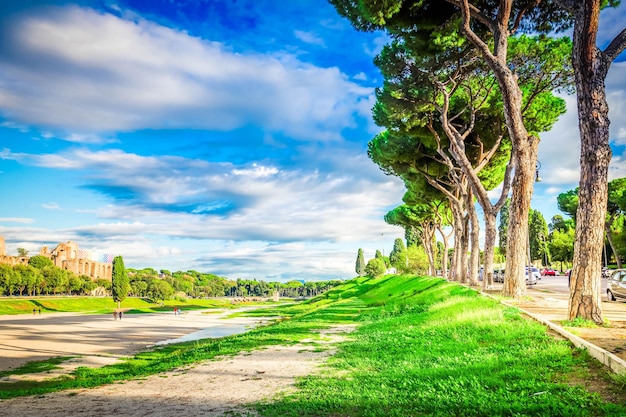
[128,268,342,300]
[0,257,342,299]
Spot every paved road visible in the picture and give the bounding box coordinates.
[491,273,608,298]
[483,273,626,324]
[533,274,608,295]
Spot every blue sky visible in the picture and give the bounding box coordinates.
[0,1,625,281]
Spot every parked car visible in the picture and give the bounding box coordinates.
[525,269,538,285]
[607,269,626,301]
[527,266,541,282]
[541,268,557,276]
[493,270,505,283]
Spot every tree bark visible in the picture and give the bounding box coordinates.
[482,212,497,290]
[437,224,452,279]
[460,213,470,284]
[567,0,620,324]
[605,222,621,269]
[421,221,437,277]
[503,137,538,297]
[467,189,481,287]
[450,202,466,282]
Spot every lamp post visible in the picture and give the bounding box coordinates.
[535,161,542,183]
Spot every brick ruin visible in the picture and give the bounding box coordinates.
[0,236,112,281]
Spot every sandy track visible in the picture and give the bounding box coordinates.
[0,325,354,417]
[0,308,271,372]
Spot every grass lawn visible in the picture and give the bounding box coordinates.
[0,296,268,315]
[1,275,625,416]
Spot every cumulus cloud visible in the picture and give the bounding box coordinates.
[5,147,405,244]
[537,95,581,186]
[0,6,373,141]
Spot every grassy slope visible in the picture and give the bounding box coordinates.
[1,275,625,416]
[256,275,626,416]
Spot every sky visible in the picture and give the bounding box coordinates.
[0,1,625,282]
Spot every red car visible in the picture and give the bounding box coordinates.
[541,268,557,276]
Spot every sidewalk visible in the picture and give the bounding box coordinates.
[482,284,626,374]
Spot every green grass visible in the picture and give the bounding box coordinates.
[0,296,251,315]
[561,317,602,328]
[1,275,625,416]
[0,357,75,378]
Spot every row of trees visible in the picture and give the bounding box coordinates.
[356,241,441,278]
[122,266,342,302]
[332,0,626,324]
[358,174,626,278]
[0,255,341,302]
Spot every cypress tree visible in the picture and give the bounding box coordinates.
[389,238,406,268]
[355,248,366,277]
[111,255,129,309]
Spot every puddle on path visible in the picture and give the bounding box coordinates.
[153,323,253,346]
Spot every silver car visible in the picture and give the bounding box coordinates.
[525,268,537,285]
[607,269,626,301]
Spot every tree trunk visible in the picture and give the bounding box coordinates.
[456,0,539,298]
[568,0,615,325]
[467,191,480,287]
[605,222,621,269]
[450,202,465,281]
[454,215,469,284]
[437,225,451,279]
[503,138,538,297]
[422,222,437,276]
[482,212,497,290]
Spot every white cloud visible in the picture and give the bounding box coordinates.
[544,187,563,195]
[0,6,373,142]
[363,34,389,57]
[0,218,34,224]
[606,61,626,145]
[537,95,580,184]
[294,30,325,46]
[608,155,626,180]
[41,202,61,210]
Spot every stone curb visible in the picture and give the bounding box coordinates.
[479,290,626,375]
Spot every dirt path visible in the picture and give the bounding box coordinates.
[0,326,355,417]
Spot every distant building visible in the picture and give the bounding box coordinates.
[0,236,112,281]
[0,236,29,266]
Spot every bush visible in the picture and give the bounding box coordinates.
[365,258,386,277]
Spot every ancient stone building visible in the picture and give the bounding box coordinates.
[0,236,29,266]
[0,236,112,281]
